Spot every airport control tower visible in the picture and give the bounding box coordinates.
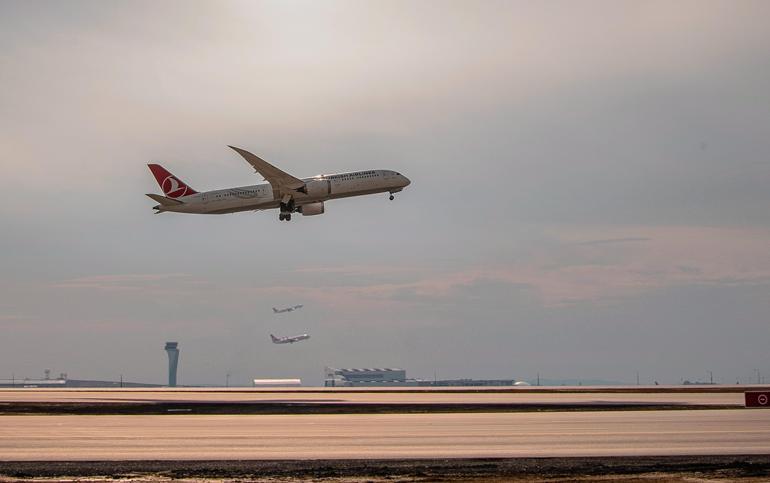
[164,342,179,387]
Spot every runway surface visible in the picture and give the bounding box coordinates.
[1,410,768,460]
[0,387,746,406]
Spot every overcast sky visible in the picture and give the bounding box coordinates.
[1,0,769,386]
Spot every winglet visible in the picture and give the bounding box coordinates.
[227,146,268,172]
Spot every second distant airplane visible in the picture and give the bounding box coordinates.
[146,146,411,221]
[273,305,303,314]
[271,333,310,344]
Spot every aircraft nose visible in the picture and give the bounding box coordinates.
[401,175,411,187]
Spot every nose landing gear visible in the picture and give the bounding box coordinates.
[388,188,402,201]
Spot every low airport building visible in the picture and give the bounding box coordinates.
[0,377,162,388]
[252,378,302,387]
[417,378,519,387]
[0,378,67,388]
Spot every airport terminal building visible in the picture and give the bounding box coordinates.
[324,367,411,387]
[324,367,518,387]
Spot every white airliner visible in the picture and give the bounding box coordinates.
[273,305,303,314]
[146,146,411,221]
[270,333,310,344]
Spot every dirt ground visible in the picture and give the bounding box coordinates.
[1,456,770,482]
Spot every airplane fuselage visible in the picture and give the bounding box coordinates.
[271,334,310,344]
[153,169,410,215]
[273,304,302,313]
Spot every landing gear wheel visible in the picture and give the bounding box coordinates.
[389,194,395,201]
[279,213,285,221]
[285,214,292,221]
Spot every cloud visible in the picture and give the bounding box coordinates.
[245,225,770,311]
[0,314,32,327]
[52,273,191,291]
[293,265,420,276]
[571,237,651,246]
[518,225,770,304]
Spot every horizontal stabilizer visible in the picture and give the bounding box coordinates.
[146,193,183,205]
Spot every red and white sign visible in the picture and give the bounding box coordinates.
[745,391,770,408]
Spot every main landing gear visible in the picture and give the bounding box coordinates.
[279,199,295,221]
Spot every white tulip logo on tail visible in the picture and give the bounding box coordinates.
[162,176,189,198]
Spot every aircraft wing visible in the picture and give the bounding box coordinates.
[228,146,306,196]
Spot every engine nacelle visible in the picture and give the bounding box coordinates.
[299,202,325,216]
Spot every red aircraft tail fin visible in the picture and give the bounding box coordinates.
[148,164,198,199]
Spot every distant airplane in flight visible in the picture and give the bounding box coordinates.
[273,305,303,314]
[146,146,411,221]
[270,333,310,344]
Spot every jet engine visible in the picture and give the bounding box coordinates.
[298,202,325,216]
